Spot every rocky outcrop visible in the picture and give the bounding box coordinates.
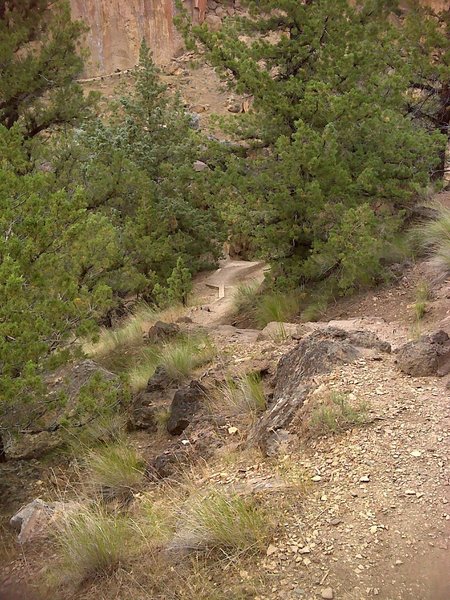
[250,328,391,454]
[70,0,209,76]
[396,330,450,377]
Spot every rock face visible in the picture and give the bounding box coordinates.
[70,0,208,76]
[250,328,391,453]
[167,380,207,435]
[396,330,450,377]
[4,431,62,461]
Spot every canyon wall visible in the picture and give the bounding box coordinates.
[70,0,208,76]
[71,0,448,77]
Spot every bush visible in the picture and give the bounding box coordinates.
[255,292,301,328]
[57,505,132,582]
[171,488,270,553]
[85,443,144,501]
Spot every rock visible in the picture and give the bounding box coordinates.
[257,322,314,341]
[147,320,180,343]
[128,391,157,431]
[205,14,222,31]
[167,380,207,435]
[176,315,193,324]
[193,160,209,172]
[146,365,173,393]
[227,102,242,113]
[396,330,450,377]
[4,431,62,460]
[248,327,390,453]
[10,498,77,543]
[321,588,334,599]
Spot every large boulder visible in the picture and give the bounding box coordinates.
[166,381,207,436]
[396,330,450,377]
[249,327,390,453]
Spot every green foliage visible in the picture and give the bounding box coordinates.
[255,292,301,328]
[184,0,447,291]
[0,126,114,420]
[0,0,97,138]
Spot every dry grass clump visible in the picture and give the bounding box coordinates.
[56,504,133,583]
[412,280,431,322]
[304,391,369,437]
[170,487,270,554]
[159,334,216,381]
[255,292,301,328]
[210,373,266,421]
[83,303,185,371]
[85,442,145,501]
[412,205,450,278]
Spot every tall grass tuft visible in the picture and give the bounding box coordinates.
[255,292,301,328]
[211,373,266,421]
[412,205,450,277]
[171,488,270,553]
[159,335,216,381]
[85,443,144,501]
[57,504,132,582]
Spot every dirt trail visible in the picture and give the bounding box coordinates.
[186,260,450,599]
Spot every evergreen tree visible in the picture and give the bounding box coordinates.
[167,257,193,306]
[185,0,446,291]
[0,126,114,424]
[0,0,96,138]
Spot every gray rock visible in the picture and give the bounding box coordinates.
[128,391,157,432]
[167,381,207,436]
[396,330,450,377]
[193,160,209,172]
[4,431,62,460]
[321,588,334,599]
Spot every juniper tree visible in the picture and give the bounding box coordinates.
[0,0,96,138]
[184,0,446,291]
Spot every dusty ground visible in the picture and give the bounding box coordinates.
[1,250,449,600]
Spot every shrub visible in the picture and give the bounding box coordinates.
[413,280,431,322]
[171,488,270,553]
[306,392,369,437]
[57,505,132,582]
[85,443,144,501]
[232,282,260,319]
